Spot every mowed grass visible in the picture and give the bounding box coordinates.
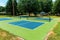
[47,22,60,40]
[0,28,23,40]
[0,15,59,40]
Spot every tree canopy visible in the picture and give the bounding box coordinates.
[5,0,60,16]
[18,0,52,16]
[18,0,40,16]
[43,0,52,13]
[6,0,18,16]
[54,0,60,13]
[0,6,5,12]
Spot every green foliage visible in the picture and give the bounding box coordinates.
[18,0,52,16]
[6,0,18,16]
[54,0,60,15]
[6,0,13,15]
[43,0,52,13]
[0,6,5,12]
[18,0,40,16]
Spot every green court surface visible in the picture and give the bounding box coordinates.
[0,16,59,40]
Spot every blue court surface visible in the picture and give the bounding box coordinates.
[9,20,44,29]
[35,18,52,20]
[0,18,11,21]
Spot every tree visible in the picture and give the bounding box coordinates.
[12,0,18,16]
[43,0,52,13]
[54,0,60,15]
[6,0,18,16]
[18,0,27,14]
[40,1,45,11]
[18,0,40,16]
[18,0,53,16]
[0,6,5,12]
[6,0,13,15]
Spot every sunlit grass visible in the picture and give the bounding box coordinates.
[0,28,23,40]
[47,22,60,40]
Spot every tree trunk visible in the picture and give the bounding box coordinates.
[12,0,15,16]
[29,13,30,16]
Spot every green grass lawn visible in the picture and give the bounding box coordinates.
[53,22,60,36]
[0,16,59,40]
[0,28,18,40]
[47,22,60,40]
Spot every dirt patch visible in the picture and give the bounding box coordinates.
[45,31,55,40]
[0,29,24,40]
